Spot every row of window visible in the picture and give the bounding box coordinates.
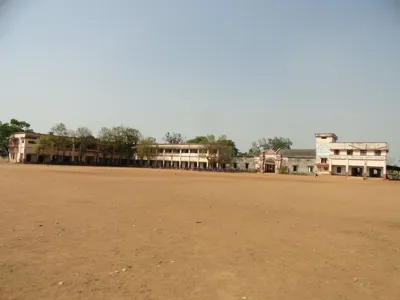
[164,149,208,154]
[332,150,381,156]
[19,139,36,144]
[292,165,314,172]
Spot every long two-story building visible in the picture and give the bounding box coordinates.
[8,131,389,178]
[7,132,255,170]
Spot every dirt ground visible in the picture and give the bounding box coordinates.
[0,164,399,300]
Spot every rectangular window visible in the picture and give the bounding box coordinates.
[374,150,381,156]
[360,150,367,156]
[308,166,314,172]
[233,163,237,169]
[28,141,36,144]
[181,149,189,153]
[293,165,298,172]
[245,163,249,169]
[190,149,198,154]
[334,150,340,155]
[321,158,327,164]
[337,167,342,174]
[347,150,353,155]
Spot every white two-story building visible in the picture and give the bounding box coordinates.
[315,133,388,178]
[7,132,255,170]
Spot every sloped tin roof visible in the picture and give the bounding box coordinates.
[278,149,316,158]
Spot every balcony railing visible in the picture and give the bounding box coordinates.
[329,155,385,161]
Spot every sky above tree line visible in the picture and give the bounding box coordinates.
[1,0,399,163]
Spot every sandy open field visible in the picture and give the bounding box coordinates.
[0,164,399,300]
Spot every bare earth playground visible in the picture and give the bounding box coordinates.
[1,163,399,300]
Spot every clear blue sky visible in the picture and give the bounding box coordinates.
[1,0,399,162]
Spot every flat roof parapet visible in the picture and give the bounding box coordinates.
[315,133,338,140]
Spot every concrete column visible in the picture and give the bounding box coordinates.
[328,158,332,175]
[71,139,75,162]
[363,164,367,178]
[382,165,387,179]
[345,160,349,176]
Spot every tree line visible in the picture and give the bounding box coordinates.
[1,118,293,165]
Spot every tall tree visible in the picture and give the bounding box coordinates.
[50,123,71,161]
[0,119,33,158]
[97,126,141,165]
[249,136,293,155]
[118,126,141,165]
[34,135,54,163]
[188,135,237,163]
[187,136,207,144]
[110,126,141,165]
[136,137,158,165]
[97,127,113,164]
[265,136,293,151]
[163,132,185,144]
[222,139,239,156]
[198,135,234,166]
[73,126,94,163]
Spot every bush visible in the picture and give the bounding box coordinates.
[278,166,288,174]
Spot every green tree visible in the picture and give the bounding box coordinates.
[249,136,293,155]
[97,126,141,165]
[34,135,54,163]
[118,126,141,165]
[0,119,33,158]
[187,136,238,156]
[49,123,71,161]
[265,136,292,151]
[198,135,234,167]
[73,126,94,163]
[97,127,113,164]
[136,137,158,165]
[163,132,185,144]
[187,136,207,144]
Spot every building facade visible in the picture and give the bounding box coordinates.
[277,149,316,174]
[8,132,389,177]
[7,132,256,170]
[315,133,338,175]
[328,142,387,177]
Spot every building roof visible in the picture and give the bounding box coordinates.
[277,149,316,158]
[11,132,42,138]
[315,133,338,139]
[261,149,276,156]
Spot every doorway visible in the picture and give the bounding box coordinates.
[265,164,275,173]
[369,168,382,178]
[351,167,363,177]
